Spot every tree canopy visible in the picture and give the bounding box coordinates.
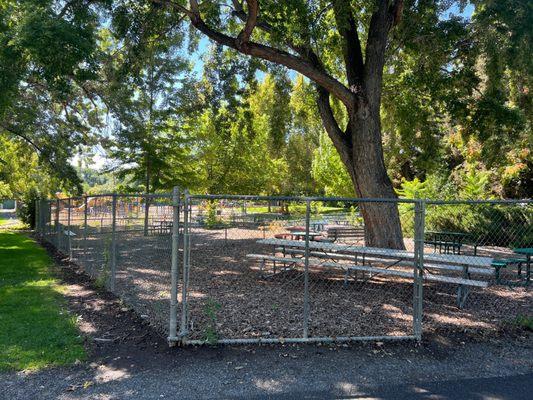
[0,0,530,205]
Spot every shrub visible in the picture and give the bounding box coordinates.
[16,188,41,228]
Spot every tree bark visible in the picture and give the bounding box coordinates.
[316,86,404,249]
[346,110,405,249]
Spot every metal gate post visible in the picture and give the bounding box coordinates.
[83,196,88,261]
[37,199,41,236]
[143,193,150,236]
[110,193,117,291]
[55,198,60,249]
[35,199,40,236]
[47,201,52,237]
[67,198,72,259]
[413,200,425,341]
[168,187,181,345]
[303,199,311,338]
[39,199,44,236]
[179,191,190,339]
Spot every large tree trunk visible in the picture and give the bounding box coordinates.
[316,89,405,250]
[177,0,406,248]
[346,111,405,250]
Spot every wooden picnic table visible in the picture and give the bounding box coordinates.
[287,231,322,241]
[153,219,173,234]
[253,238,494,307]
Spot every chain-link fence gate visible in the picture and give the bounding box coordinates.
[35,191,531,346]
[173,194,424,345]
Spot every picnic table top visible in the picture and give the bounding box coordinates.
[288,231,322,236]
[513,248,533,256]
[426,231,471,237]
[257,238,494,268]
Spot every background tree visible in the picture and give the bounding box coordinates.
[0,0,108,192]
[187,46,287,194]
[103,8,196,194]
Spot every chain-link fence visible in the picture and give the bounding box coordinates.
[35,192,532,345]
[36,192,177,338]
[421,200,532,335]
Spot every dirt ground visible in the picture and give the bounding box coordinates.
[40,219,532,344]
[1,239,531,400]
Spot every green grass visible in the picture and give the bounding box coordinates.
[0,232,86,371]
[515,315,533,331]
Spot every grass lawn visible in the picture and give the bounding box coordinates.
[0,232,85,371]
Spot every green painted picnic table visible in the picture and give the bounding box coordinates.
[513,248,532,284]
[425,231,471,255]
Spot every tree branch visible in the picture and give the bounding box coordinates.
[170,0,356,108]
[231,0,306,56]
[236,0,258,47]
[57,0,99,18]
[1,123,42,153]
[332,0,365,87]
[151,0,194,18]
[316,87,352,164]
[364,0,403,112]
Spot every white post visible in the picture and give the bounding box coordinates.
[67,198,72,259]
[303,199,311,338]
[179,191,190,339]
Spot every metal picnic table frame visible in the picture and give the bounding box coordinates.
[512,248,532,285]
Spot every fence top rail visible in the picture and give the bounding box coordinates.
[42,193,174,202]
[425,199,532,205]
[186,193,531,205]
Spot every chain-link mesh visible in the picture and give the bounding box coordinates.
[36,194,532,344]
[38,193,176,337]
[422,201,532,335]
[179,196,421,344]
[183,197,308,342]
[113,195,174,334]
[303,199,418,339]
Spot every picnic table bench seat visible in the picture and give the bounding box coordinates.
[246,253,488,288]
[491,257,528,283]
[277,247,494,276]
[326,226,365,242]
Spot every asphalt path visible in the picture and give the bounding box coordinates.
[2,341,532,400]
